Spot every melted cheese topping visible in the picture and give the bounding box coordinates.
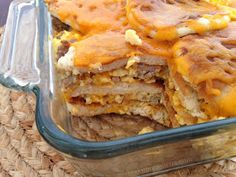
[171,23,236,117]
[46,0,126,33]
[70,31,171,67]
[47,0,233,41]
[205,0,236,19]
[71,31,136,67]
[126,0,231,40]
[215,85,236,116]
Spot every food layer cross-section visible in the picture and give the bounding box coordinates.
[45,0,236,135]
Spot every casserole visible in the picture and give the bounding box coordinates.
[48,0,236,129]
[0,0,236,177]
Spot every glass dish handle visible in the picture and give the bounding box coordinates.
[0,0,40,90]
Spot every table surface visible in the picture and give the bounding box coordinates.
[0,0,12,26]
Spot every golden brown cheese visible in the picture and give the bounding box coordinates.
[71,31,172,67]
[126,0,231,40]
[45,0,127,33]
[170,23,236,117]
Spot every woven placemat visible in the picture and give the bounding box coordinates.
[0,27,236,177]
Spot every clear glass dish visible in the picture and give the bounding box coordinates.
[0,0,236,177]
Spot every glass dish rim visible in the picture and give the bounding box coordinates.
[1,0,236,160]
[34,85,236,159]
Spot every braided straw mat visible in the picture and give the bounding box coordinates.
[0,27,236,177]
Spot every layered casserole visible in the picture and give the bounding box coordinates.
[45,0,236,137]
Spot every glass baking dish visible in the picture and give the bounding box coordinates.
[0,0,236,176]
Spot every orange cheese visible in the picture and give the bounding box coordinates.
[187,15,230,35]
[126,0,231,41]
[171,23,236,118]
[71,32,134,67]
[215,85,236,116]
[173,57,190,77]
[71,31,172,67]
[46,0,126,33]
